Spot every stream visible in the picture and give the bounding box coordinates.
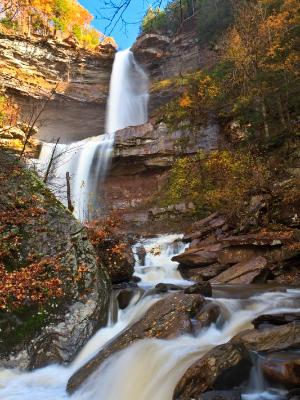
[6,49,299,399]
[0,235,299,400]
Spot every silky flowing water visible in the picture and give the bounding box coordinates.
[0,235,299,400]
[36,49,148,220]
[8,49,300,399]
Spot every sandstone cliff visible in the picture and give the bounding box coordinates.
[0,32,115,142]
[103,122,220,233]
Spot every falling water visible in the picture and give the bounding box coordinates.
[36,49,148,220]
[1,285,299,400]
[4,44,299,400]
[133,234,190,285]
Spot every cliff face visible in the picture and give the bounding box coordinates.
[132,19,217,115]
[101,24,221,233]
[102,122,220,234]
[0,28,221,233]
[0,149,110,369]
[0,32,115,142]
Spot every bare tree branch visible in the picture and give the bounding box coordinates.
[96,0,164,36]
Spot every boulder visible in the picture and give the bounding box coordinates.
[184,282,212,297]
[197,390,242,400]
[173,343,251,400]
[262,351,300,387]
[218,248,267,265]
[252,313,300,329]
[274,266,300,285]
[172,243,223,267]
[210,257,268,284]
[218,243,300,266]
[67,292,205,394]
[135,243,147,265]
[155,283,183,293]
[91,237,135,284]
[232,322,300,352]
[179,264,227,282]
[193,302,221,330]
[116,288,137,310]
[289,389,300,400]
[183,214,227,243]
[220,231,298,247]
[0,150,110,369]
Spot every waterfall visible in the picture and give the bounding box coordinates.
[133,234,190,285]
[1,283,299,400]
[0,236,300,399]
[36,49,148,220]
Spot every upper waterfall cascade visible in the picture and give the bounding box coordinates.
[36,49,149,220]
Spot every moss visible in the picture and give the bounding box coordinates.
[0,308,48,354]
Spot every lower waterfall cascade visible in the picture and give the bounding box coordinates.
[0,235,299,400]
[36,49,149,220]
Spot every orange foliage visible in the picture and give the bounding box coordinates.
[0,257,64,312]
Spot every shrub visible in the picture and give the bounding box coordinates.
[158,71,220,129]
[0,95,19,128]
[165,150,271,219]
[0,257,64,312]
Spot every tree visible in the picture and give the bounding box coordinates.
[221,0,299,138]
[0,0,107,50]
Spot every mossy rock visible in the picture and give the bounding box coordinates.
[0,149,111,369]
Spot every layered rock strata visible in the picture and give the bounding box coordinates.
[0,32,115,142]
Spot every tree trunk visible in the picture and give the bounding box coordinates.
[66,172,74,213]
[276,95,286,130]
[43,138,60,183]
[261,97,269,138]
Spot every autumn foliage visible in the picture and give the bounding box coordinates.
[156,0,299,141]
[166,150,271,220]
[84,213,132,284]
[0,257,64,312]
[0,0,115,50]
[0,95,19,129]
[85,213,127,259]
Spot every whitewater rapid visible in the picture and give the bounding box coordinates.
[0,235,299,400]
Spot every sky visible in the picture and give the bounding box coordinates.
[80,0,169,49]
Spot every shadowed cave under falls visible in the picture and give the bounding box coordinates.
[1,49,300,400]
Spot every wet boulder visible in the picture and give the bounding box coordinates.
[135,243,147,265]
[197,390,242,400]
[193,302,221,331]
[67,292,205,394]
[91,236,135,284]
[252,313,300,329]
[184,282,212,297]
[210,257,268,284]
[289,389,300,400]
[262,351,300,387]
[179,264,227,282]
[116,288,137,310]
[172,243,223,267]
[232,322,300,352]
[155,283,183,293]
[173,343,251,400]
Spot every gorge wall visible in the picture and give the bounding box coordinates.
[102,24,221,233]
[0,25,220,232]
[0,32,115,142]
